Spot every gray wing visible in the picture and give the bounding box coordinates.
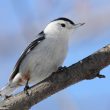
[9,31,45,81]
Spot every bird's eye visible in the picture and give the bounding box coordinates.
[61,23,66,27]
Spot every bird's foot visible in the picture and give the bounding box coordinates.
[57,66,67,73]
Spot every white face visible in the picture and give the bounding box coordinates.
[44,20,73,36]
[44,18,85,38]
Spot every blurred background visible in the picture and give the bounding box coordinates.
[0,0,110,110]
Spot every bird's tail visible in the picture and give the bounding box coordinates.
[0,83,17,97]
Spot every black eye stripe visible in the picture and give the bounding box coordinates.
[61,23,66,27]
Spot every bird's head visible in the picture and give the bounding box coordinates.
[44,17,85,37]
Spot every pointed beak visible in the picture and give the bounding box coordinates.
[73,23,85,29]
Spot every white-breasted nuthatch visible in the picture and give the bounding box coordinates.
[0,17,84,98]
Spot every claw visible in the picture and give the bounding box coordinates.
[57,66,67,72]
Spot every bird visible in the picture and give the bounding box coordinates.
[0,17,85,98]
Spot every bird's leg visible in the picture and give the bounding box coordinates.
[24,80,30,96]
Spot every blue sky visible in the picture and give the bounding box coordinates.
[0,0,110,110]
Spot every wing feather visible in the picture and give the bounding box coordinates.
[9,31,45,81]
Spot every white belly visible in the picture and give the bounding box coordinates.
[19,37,68,84]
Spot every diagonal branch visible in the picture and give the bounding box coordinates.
[0,44,110,110]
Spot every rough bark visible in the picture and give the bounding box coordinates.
[0,44,110,110]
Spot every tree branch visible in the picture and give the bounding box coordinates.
[0,44,110,110]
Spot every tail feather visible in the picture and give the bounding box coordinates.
[0,83,17,97]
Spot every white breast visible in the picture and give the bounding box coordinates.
[19,35,69,84]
